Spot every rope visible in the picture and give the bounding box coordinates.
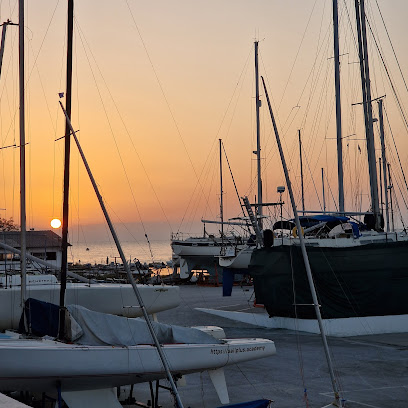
[124,0,214,227]
[384,106,408,202]
[221,141,248,220]
[75,20,155,258]
[289,245,310,408]
[365,17,408,135]
[374,0,408,94]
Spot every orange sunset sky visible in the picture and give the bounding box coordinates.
[1,0,408,243]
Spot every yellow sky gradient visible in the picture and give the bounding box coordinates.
[1,0,408,242]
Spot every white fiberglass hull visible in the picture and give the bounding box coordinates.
[0,283,179,330]
[219,246,253,269]
[171,237,246,257]
[0,337,276,392]
[172,242,223,257]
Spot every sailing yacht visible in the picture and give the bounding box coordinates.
[218,40,269,277]
[247,0,408,335]
[172,139,250,280]
[171,232,248,279]
[0,302,276,403]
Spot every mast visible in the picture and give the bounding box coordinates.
[332,0,344,213]
[378,99,389,232]
[298,129,305,212]
[0,20,15,80]
[254,41,263,229]
[0,23,7,78]
[19,0,27,305]
[379,158,383,215]
[388,163,394,231]
[354,0,381,229]
[60,103,184,408]
[59,0,74,339]
[219,139,224,240]
[262,76,343,407]
[322,168,326,214]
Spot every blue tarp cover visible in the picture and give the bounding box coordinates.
[19,298,60,337]
[304,214,348,222]
[297,215,349,225]
[217,399,271,408]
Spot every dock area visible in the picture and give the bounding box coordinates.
[127,285,408,408]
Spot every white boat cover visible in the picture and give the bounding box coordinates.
[67,305,222,346]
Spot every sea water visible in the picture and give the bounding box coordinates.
[67,240,172,266]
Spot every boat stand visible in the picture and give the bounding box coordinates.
[131,380,175,408]
[149,379,173,408]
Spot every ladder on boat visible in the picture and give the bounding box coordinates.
[243,196,263,246]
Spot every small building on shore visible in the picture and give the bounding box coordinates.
[0,230,64,272]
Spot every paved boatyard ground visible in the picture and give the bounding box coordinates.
[127,284,408,408]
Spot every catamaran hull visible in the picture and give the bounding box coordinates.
[0,284,179,330]
[0,338,275,392]
[250,241,408,320]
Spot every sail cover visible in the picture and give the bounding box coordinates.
[67,304,221,346]
[19,298,60,337]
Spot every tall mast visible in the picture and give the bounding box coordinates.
[388,163,394,231]
[19,0,27,305]
[378,99,389,231]
[254,41,263,229]
[219,139,224,240]
[59,0,74,339]
[298,129,305,212]
[332,0,344,213]
[354,0,381,229]
[322,168,326,214]
[379,157,383,215]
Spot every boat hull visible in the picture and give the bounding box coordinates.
[172,237,247,280]
[219,246,253,268]
[0,338,276,392]
[0,283,180,330]
[250,240,408,319]
[172,240,224,257]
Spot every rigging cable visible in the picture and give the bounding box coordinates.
[179,46,252,233]
[289,245,310,408]
[390,168,407,232]
[365,17,408,135]
[75,20,158,260]
[384,106,408,201]
[374,0,408,94]
[221,141,251,234]
[124,0,216,228]
[276,0,319,112]
[75,17,173,232]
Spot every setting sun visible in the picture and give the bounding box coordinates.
[50,218,62,229]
